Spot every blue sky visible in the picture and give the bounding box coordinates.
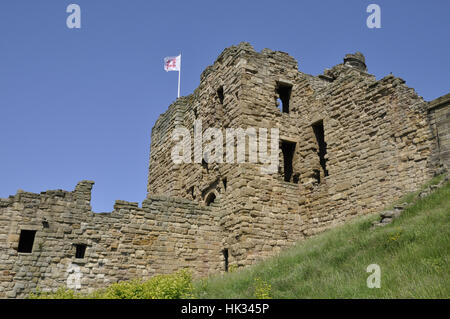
[0,0,449,212]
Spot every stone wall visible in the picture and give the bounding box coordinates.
[428,93,450,170]
[0,181,222,298]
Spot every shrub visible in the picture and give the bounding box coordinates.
[253,277,271,299]
[29,287,84,299]
[30,269,194,299]
[99,269,194,299]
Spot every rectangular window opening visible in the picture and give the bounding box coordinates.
[75,244,87,259]
[18,230,36,253]
[312,120,329,178]
[281,140,296,182]
[276,83,292,113]
[223,248,229,272]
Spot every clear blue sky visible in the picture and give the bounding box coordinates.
[0,0,449,212]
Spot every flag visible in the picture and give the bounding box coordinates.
[164,55,181,72]
[164,54,182,98]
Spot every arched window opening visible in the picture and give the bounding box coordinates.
[205,192,216,206]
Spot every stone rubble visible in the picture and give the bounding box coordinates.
[373,174,449,227]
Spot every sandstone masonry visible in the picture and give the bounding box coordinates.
[1,43,448,298]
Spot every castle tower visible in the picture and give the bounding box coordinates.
[147,42,437,267]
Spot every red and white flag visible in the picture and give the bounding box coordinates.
[164,55,181,72]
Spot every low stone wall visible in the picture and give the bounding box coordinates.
[0,181,223,298]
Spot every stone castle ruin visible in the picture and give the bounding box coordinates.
[1,43,449,298]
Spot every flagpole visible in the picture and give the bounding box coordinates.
[177,53,181,98]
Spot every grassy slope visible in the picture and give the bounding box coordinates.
[194,177,450,298]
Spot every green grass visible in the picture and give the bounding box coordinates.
[194,177,450,299]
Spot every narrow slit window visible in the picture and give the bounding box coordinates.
[17,230,36,253]
[223,248,229,272]
[312,120,329,178]
[202,158,208,171]
[281,141,296,182]
[75,244,87,259]
[313,169,321,184]
[276,83,292,113]
[217,86,224,104]
[187,186,195,199]
[193,107,198,119]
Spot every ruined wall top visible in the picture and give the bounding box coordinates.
[343,52,367,72]
[429,92,450,111]
[200,42,299,82]
[200,42,374,82]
